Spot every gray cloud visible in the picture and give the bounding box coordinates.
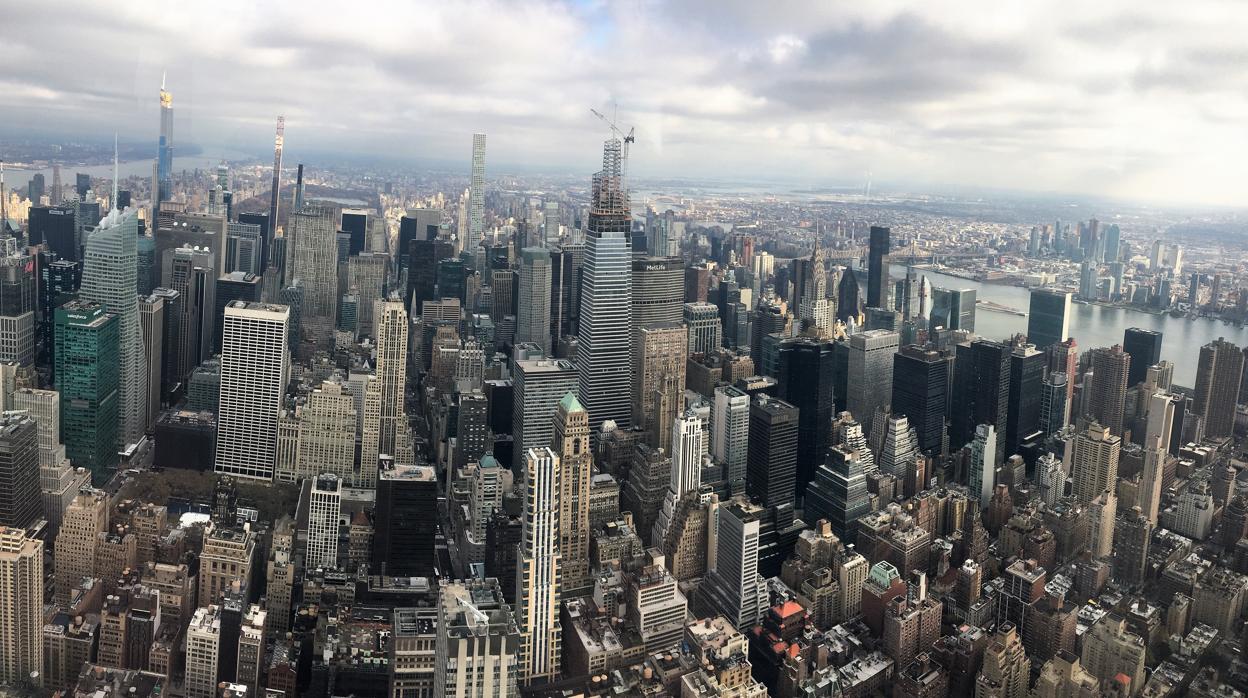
[2,0,1247,206]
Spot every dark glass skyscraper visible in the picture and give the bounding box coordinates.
[55,300,120,482]
[931,288,976,333]
[836,267,861,323]
[867,225,890,309]
[1122,328,1162,387]
[29,206,78,261]
[1026,288,1071,351]
[1006,344,1046,454]
[372,462,438,577]
[805,445,870,545]
[747,395,799,516]
[407,239,453,313]
[950,339,1009,459]
[891,346,950,455]
[777,337,835,497]
[0,413,41,530]
[341,209,368,256]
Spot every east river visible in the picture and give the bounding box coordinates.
[916,269,1248,387]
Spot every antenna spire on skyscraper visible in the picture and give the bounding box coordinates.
[112,133,119,210]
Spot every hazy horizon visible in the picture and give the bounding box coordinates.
[5,1,1248,208]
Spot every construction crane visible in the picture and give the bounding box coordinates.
[590,107,635,190]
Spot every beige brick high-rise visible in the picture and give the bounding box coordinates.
[54,490,109,604]
[632,324,686,451]
[0,527,42,685]
[199,525,256,605]
[553,393,592,596]
[295,380,356,482]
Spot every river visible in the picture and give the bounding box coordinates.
[3,152,253,194]
[912,269,1247,387]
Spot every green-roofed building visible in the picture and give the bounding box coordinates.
[55,299,120,483]
[558,391,584,414]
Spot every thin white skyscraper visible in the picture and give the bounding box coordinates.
[969,424,997,506]
[652,409,706,544]
[516,446,561,685]
[576,138,633,434]
[80,158,147,447]
[215,302,290,480]
[374,300,408,456]
[712,385,750,493]
[468,134,486,265]
[306,473,342,570]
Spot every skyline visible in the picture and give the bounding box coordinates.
[4,1,1248,207]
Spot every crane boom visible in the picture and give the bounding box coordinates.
[590,108,636,197]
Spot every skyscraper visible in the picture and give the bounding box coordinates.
[836,266,861,323]
[846,330,899,433]
[553,393,592,595]
[777,337,835,496]
[951,339,1009,459]
[346,252,389,336]
[138,292,165,430]
[684,301,722,354]
[1122,328,1162,387]
[0,242,36,367]
[372,463,437,577]
[55,300,119,481]
[1193,338,1244,439]
[746,396,799,514]
[867,226,890,309]
[467,134,486,264]
[166,246,215,385]
[156,75,174,208]
[375,300,409,456]
[1071,422,1121,504]
[632,324,686,451]
[295,381,356,482]
[576,138,633,435]
[1026,289,1071,351]
[516,248,552,353]
[712,385,750,495]
[877,414,919,481]
[435,579,520,697]
[699,500,767,630]
[1006,343,1046,454]
[80,205,147,446]
[266,116,284,269]
[215,302,289,481]
[976,623,1031,698]
[930,287,976,333]
[0,414,41,530]
[632,257,684,329]
[1088,345,1130,437]
[891,346,949,455]
[516,446,561,685]
[0,528,42,685]
[306,473,341,570]
[286,205,339,343]
[512,358,578,469]
[805,445,870,544]
[798,241,834,335]
[969,424,997,506]
[212,272,262,353]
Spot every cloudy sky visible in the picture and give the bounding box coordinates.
[5,1,1248,206]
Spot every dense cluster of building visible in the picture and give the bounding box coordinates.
[2,79,1248,698]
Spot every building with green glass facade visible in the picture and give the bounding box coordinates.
[55,299,120,483]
